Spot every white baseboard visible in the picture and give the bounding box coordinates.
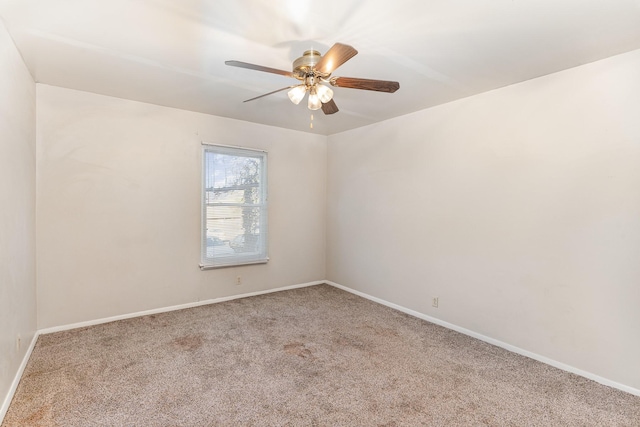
[1,331,39,423]
[325,280,640,398]
[39,280,325,335]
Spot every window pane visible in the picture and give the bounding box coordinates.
[206,153,261,186]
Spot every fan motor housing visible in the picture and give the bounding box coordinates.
[292,50,321,77]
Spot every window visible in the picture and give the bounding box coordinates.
[201,144,268,269]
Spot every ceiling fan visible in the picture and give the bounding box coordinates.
[225,43,400,115]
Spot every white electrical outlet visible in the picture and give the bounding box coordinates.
[16,334,21,351]
[432,297,439,308]
[236,276,242,286]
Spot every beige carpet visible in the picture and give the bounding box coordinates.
[3,284,639,426]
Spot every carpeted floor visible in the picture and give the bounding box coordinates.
[3,284,640,426]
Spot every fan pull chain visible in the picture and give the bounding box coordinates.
[310,114,314,129]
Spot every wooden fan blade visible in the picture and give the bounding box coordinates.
[225,60,294,78]
[243,86,295,102]
[321,99,339,115]
[331,77,400,93]
[314,43,358,75]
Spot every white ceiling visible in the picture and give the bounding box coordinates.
[2,0,640,135]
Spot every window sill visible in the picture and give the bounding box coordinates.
[199,258,269,270]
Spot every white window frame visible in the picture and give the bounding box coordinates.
[200,143,268,269]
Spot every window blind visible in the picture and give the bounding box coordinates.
[201,144,268,268]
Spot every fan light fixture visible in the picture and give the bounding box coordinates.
[287,85,306,105]
[307,87,322,110]
[287,82,333,110]
[316,84,333,103]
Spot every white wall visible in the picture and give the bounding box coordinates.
[0,21,37,411]
[36,85,326,329]
[327,49,640,391]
